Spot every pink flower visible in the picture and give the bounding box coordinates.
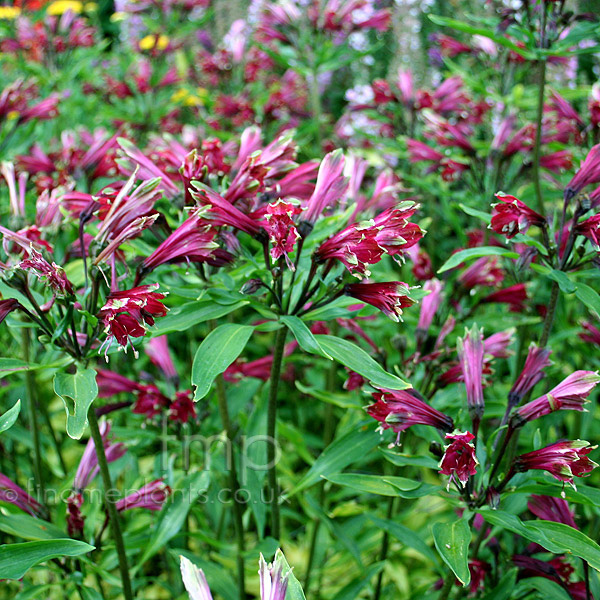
[264,200,303,269]
[483,329,514,358]
[98,284,168,356]
[406,139,444,165]
[0,298,22,325]
[458,257,504,290]
[457,326,485,419]
[18,247,74,296]
[509,344,552,404]
[344,282,414,322]
[344,370,365,391]
[540,150,573,173]
[528,495,577,529]
[259,553,290,600]
[96,369,142,397]
[548,90,584,127]
[371,203,424,256]
[133,384,169,419]
[480,283,528,312]
[169,390,196,423]
[145,335,178,380]
[1,161,26,217]
[17,93,59,124]
[579,321,600,346]
[565,144,600,200]
[417,278,443,333]
[137,208,223,281]
[116,479,171,512]
[439,431,479,487]
[515,440,598,484]
[490,193,545,239]
[0,473,42,516]
[491,113,517,151]
[367,389,454,444]
[301,149,348,226]
[575,213,600,248]
[513,371,599,425]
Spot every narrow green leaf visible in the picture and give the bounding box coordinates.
[288,423,381,497]
[324,473,419,496]
[0,539,94,580]
[438,246,519,274]
[432,519,471,586]
[53,367,98,440]
[575,282,600,317]
[481,568,517,600]
[151,300,249,335]
[545,270,576,294]
[192,324,254,400]
[280,316,332,359]
[329,563,384,600]
[0,514,68,541]
[516,577,571,600]
[0,399,20,433]
[313,335,408,390]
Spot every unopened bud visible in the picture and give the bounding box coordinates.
[240,279,264,295]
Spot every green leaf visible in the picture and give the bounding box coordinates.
[0,539,94,580]
[329,563,384,600]
[0,514,68,541]
[136,471,210,569]
[324,473,419,497]
[274,549,306,600]
[545,270,576,294]
[516,577,571,600]
[313,335,408,390]
[151,300,249,335]
[432,519,471,586]
[459,203,492,224]
[53,367,98,440]
[175,550,238,600]
[0,399,20,433]
[287,423,382,497]
[370,515,441,570]
[280,316,332,359]
[192,324,254,400]
[438,246,519,274]
[575,282,600,317]
[481,568,517,600]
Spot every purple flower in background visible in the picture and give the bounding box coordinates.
[417,278,443,334]
[0,473,42,516]
[180,555,214,600]
[145,336,178,381]
[509,344,552,405]
[116,479,171,512]
[528,495,577,529]
[458,325,485,422]
[565,144,600,201]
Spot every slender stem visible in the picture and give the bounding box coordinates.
[373,496,395,600]
[267,326,288,540]
[438,570,455,600]
[87,408,133,600]
[215,373,246,600]
[539,281,559,347]
[531,59,547,214]
[22,329,46,510]
[39,400,68,476]
[487,426,514,486]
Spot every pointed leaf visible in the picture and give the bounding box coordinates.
[432,519,471,586]
[0,399,20,433]
[280,316,332,359]
[53,367,98,440]
[437,246,518,273]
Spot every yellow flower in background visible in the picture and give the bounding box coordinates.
[110,11,127,22]
[84,2,98,11]
[171,88,203,107]
[0,6,21,19]
[6,111,20,121]
[47,1,83,15]
[139,34,169,51]
[196,87,209,103]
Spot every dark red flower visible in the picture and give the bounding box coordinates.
[490,193,545,239]
[344,282,415,322]
[439,431,478,487]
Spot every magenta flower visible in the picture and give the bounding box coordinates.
[515,440,598,484]
[509,344,552,405]
[548,90,584,127]
[17,94,59,124]
[575,213,600,248]
[344,282,414,322]
[259,553,289,600]
[0,473,42,516]
[169,391,196,424]
[481,283,528,312]
[579,321,600,346]
[490,193,546,239]
[98,284,168,356]
[484,329,514,359]
[97,369,142,397]
[0,298,22,325]
[491,113,517,151]
[301,149,348,226]
[439,431,479,488]
[540,150,573,173]
[528,495,577,529]
[145,335,178,381]
[513,371,599,426]
[565,144,600,200]
[458,257,504,290]
[457,325,485,420]
[417,278,443,333]
[406,139,444,166]
[137,208,222,281]
[18,247,74,296]
[367,388,454,444]
[191,182,263,237]
[133,384,170,419]
[372,203,424,256]
[116,479,171,512]
[1,161,26,217]
[263,199,303,269]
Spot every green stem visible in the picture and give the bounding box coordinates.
[87,408,133,600]
[215,373,246,600]
[373,496,395,600]
[267,326,287,540]
[539,281,559,347]
[22,329,46,510]
[438,570,456,600]
[531,58,547,214]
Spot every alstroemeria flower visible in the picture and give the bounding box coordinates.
[439,431,479,488]
[0,298,23,325]
[344,282,414,322]
[371,203,424,256]
[116,479,171,512]
[490,193,545,239]
[263,199,303,269]
[480,283,528,312]
[508,344,552,405]
[579,321,600,346]
[417,278,443,334]
[565,144,600,201]
[457,325,485,420]
[169,390,196,424]
[259,553,289,600]
[145,335,178,381]
[515,440,598,484]
[528,494,577,529]
[458,257,504,290]
[512,371,599,426]
[180,555,214,600]
[98,284,168,356]
[0,473,43,516]
[367,388,454,444]
[575,213,600,248]
[18,247,74,296]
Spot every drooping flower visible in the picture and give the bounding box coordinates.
[512,371,599,426]
[457,325,485,420]
[367,388,454,444]
[458,257,504,290]
[116,479,171,512]
[0,473,42,516]
[579,321,600,346]
[480,283,528,312]
[574,213,600,248]
[439,431,479,488]
[98,284,168,356]
[301,149,348,227]
[467,560,490,596]
[18,247,74,296]
[528,494,577,529]
[132,384,170,419]
[344,282,414,322]
[371,203,424,256]
[491,193,546,239]
[0,298,23,325]
[263,199,303,269]
[417,278,443,334]
[565,144,600,201]
[169,391,196,424]
[515,440,598,484]
[508,344,552,405]
[145,335,178,381]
